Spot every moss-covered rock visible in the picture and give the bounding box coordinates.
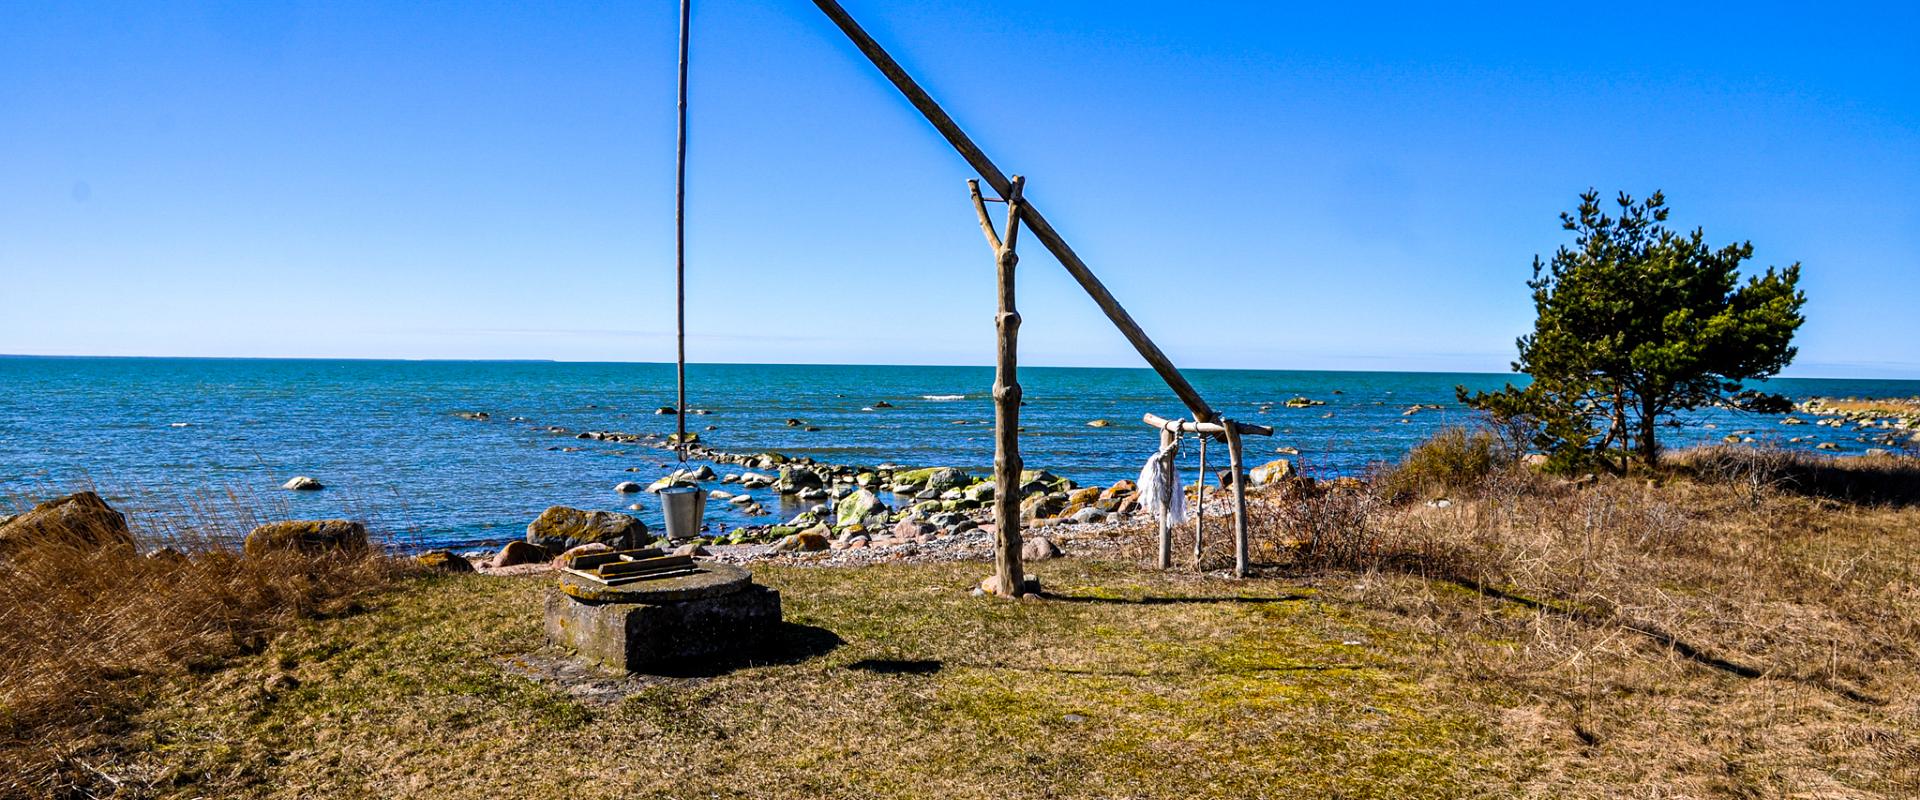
[1020,492,1066,522]
[243,520,368,557]
[0,491,134,552]
[525,507,646,555]
[835,489,887,525]
[890,467,942,487]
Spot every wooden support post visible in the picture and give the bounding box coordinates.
[1224,420,1250,579]
[811,0,1218,423]
[1195,434,1206,564]
[972,176,1027,598]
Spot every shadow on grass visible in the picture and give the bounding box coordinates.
[641,622,844,678]
[1676,446,1920,508]
[846,658,943,675]
[1037,591,1314,606]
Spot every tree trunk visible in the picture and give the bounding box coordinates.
[1611,386,1631,476]
[1637,397,1661,467]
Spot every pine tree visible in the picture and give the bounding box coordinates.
[1461,190,1807,472]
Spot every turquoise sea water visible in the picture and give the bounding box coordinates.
[3,356,1914,550]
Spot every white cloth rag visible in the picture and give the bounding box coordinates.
[1137,436,1187,527]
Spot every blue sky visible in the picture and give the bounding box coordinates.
[2,1,1915,377]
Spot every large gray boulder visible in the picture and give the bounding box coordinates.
[526,506,647,555]
[925,468,972,493]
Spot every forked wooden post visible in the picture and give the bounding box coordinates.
[1224,422,1250,578]
[971,176,1027,598]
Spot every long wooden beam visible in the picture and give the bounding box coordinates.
[1142,412,1273,438]
[811,0,1218,422]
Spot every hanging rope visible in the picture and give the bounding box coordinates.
[673,0,690,461]
[1138,427,1186,527]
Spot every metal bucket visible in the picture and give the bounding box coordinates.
[659,485,708,540]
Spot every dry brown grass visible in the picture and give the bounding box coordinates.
[0,492,404,799]
[1227,445,1920,797]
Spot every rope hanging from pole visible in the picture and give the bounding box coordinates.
[673,0,690,461]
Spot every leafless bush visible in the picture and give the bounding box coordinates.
[1251,477,1464,576]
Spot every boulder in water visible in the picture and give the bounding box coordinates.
[835,489,887,525]
[281,476,324,491]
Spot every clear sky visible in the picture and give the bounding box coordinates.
[3,1,1915,377]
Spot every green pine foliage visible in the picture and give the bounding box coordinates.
[1461,190,1807,472]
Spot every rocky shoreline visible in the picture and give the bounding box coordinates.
[396,406,1298,575]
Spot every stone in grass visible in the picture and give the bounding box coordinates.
[492,540,549,568]
[1022,535,1063,561]
[526,506,647,555]
[0,491,134,552]
[281,476,324,491]
[415,549,474,573]
[243,520,367,557]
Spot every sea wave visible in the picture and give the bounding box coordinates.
[921,394,967,401]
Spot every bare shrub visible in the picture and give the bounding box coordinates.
[0,492,406,797]
[1251,478,1463,576]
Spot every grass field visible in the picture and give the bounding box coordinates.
[8,448,1919,799]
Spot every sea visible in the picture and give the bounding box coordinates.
[3,356,1914,551]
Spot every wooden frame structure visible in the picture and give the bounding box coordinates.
[810,0,1273,589]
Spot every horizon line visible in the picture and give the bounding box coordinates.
[3,352,1913,382]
